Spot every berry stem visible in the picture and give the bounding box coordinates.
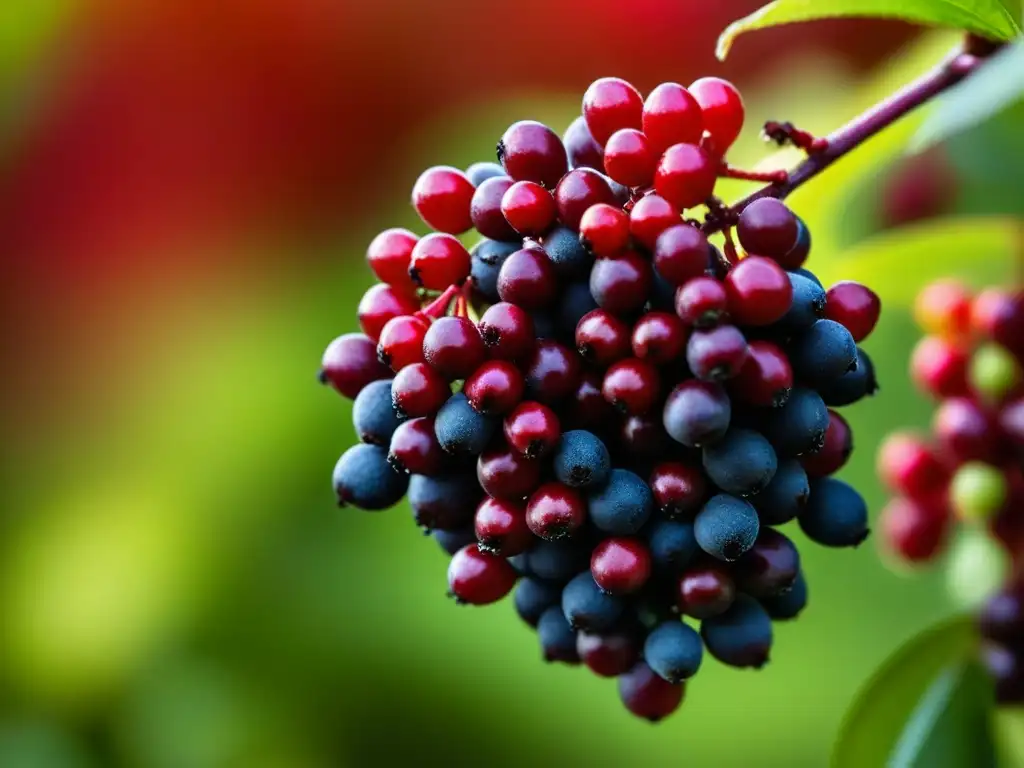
[761,121,828,153]
[717,162,789,184]
[417,283,463,320]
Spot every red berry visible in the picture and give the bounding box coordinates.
[933,397,1001,463]
[603,358,662,415]
[526,482,587,540]
[591,537,652,594]
[553,168,616,231]
[320,333,391,399]
[577,629,639,677]
[524,340,582,403]
[913,279,972,338]
[603,128,656,188]
[392,361,451,417]
[498,120,568,189]
[686,325,749,381]
[801,410,852,477]
[825,281,882,343]
[576,309,632,368]
[724,256,793,326]
[972,288,1024,354]
[388,416,446,476]
[447,544,517,605]
[504,401,561,458]
[590,251,652,316]
[474,497,533,556]
[496,246,559,309]
[650,462,707,519]
[736,198,798,259]
[675,275,729,327]
[366,228,419,294]
[879,496,950,563]
[910,336,970,398]
[689,77,744,154]
[654,143,717,210]
[579,203,630,257]
[357,283,421,342]
[566,371,616,431]
[477,443,543,501]
[501,180,557,236]
[621,413,672,460]
[582,77,643,145]
[376,314,430,372]
[631,312,687,364]
[478,302,535,362]
[409,233,471,290]
[470,176,519,241]
[465,360,524,415]
[734,528,800,597]
[642,83,703,154]
[730,340,793,407]
[629,194,680,252]
[618,661,685,722]
[563,115,605,171]
[423,316,486,380]
[412,165,475,234]
[877,432,949,499]
[676,563,735,618]
[655,225,710,287]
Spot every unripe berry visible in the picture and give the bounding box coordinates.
[969,342,1022,402]
[913,279,972,338]
[950,461,1007,522]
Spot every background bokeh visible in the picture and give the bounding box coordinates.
[0,2,1020,766]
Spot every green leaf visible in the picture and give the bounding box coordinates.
[913,40,1024,150]
[831,617,997,768]
[717,1,1023,60]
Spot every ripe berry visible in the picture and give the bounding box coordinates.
[735,528,800,597]
[504,401,561,458]
[587,468,654,535]
[470,239,519,302]
[409,473,481,530]
[760,571,808,621]
[353,379,403,446]
[603,128,657,188]
[694,493,761,560]
[434,393,500,456]
[576,309,632,367]
[563,116,605,171]
[675,276,729,327]
[553,430,611,489]
[591,537,652,594]
[577,629,640,677]
[663,380,731,448]
[358,283,421,342]
[470,176,519,241]
[654,224,709,287]
[466,161,505,186]
[366,228,419,293]
[465,360,524,415]
[514,577,562,627]
[736,198,798,259]
[522,340,582,404]
[497,120,568,189]
[447,544,518,605]
[627,196,677,253]
[536,606,580,664]
[654,143,717,210]
[408,233,471,290]
[321,333,390,399]
[478,302,535,362]
[969,342,1022,402]
[933,397,1000,463]
[618,661,685,722]
[910,336,970,398]
[778,216,811,270]
[603,358,661,415]
[333,443,409,510]
[825,281,881,342]
[632,312,687,364]
[799,478,869,547]
[646,519,699,573]
[388,417,446,476]
[760,387,830,457]
[497,246,559,309]
[645,621,703,683]
[553,168,616,231]
[526,483,587,540]
[649,462,707,518]
[676,563,736,618]
[731,340,793,407]
[412,166,475,234]
[566,371,616,430]
[423,316,486,380]
[687,325,749,381]
[789,319,858,388]
[620,414,673,460]
[778,272,826,333]
[879,496,949,563]
[643,83,703,153]
[702,426,778,495]
[972,288,1024,352]
[501,180,557,236]
[689,77,745,154]
[877,433,948,499]
[579,203,630,257]
[562,571,625,631]
[913,279,972,338]
[557,280,600,337]
[520,539,589,582]
[979,580,1024,644]
[377,314,430,371]
[801,410,852,478]
[818,347,878,407]
[700,595,773,669]
[542,226,593,279]
[950,461,1007,521]
[724,256,793,326]
[474,497,533,556]
[391,361,451,418]
[477,443,542,500]
[582,77,643,145]
[434,526,477,556]
[752,459,809,526]
[590,251,652,316]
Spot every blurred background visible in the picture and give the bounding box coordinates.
[0,1,1020,766]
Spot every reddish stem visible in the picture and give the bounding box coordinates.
[417,283,462,320]
[762,121,828,153]
[718,162,789,184]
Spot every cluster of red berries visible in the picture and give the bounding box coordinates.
[876,280,1024,703]
[320,75,883,721]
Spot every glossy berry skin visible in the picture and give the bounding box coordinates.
[423,316,486,380]
[731,340,793,407]
[877,433,948,499]
[590,251,652,316]
[434,393,499,456]
[582,77,643,145]
[563,116,605,171]
[818,347,878,407]
[725,256,793,326]
[321,333,390,399]
[408,233,471,290]
[358,283,421,342]
[654,143,717,211]
[470,239,519,303]
[520,344,578,408]
[366,228,419,293]
[800,478,870,547]
[562,572,624,631]
[778,216,812,270]
[577,630,640,677]
[377,314,429,372]
[554,430,611,489]
[409,473,482,531]
[566,372,616,431]
[789,319,858,388]
[527,483,587,540]
[879,496,949,563]
[675,276,729,327]
[464,361,524,415]
[579,203,630,257]
[632,312,687,365]
[501,180,557,236]
[478,302,535,362]
[388,417,446,476]
[694,493,761,561]
[497,120,568,189]
[825,281,881,343]
[542,226,593,279]
[654,224,709,287]
[604,128,656,188]
[676,563,736,619]
[553,168,615,231]
[603,359,661,416]
[700,595,773,669]
[620,414,673,461]
[760,571,807,621]
[778,272,826,333]
[736,198,798,259]
[333,444,409,510]
[689,77,745,154]
[447,544,518,605]
[645,621,703,683]
[504,401,561,459]
[650,463,707,519]
[663,380,731,448]
[629,194,680,251]
[497,247,559,309]
[735,528,800,597]
[466,161,505,186]
[910,336,970,398]
[477,443,542,500]
[647,519,699,573]
[412,166,475,234]
[576,309,632,367]
[474,497,532,556]
[643,83,703,153]
[591,537,652,594]
[352,379,403,446]
[618,661,684,722]
[801,410,852,478]
[587,468,654,535]
[391,362,450,418]
[537,606,580,664]
[514,577,563,627]
[760,387,830,457]
[687,325,749,381]
[972,288,1024,353]
[913,279,972,338]
[470,176,518,242]
[933,397,1000,463]
[433,526,477,557]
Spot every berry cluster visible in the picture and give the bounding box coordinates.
[321,75,882,721]
[875,280,1024,704]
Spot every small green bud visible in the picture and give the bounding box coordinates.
[950,461,1007,522]
[969,343,1021,402]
